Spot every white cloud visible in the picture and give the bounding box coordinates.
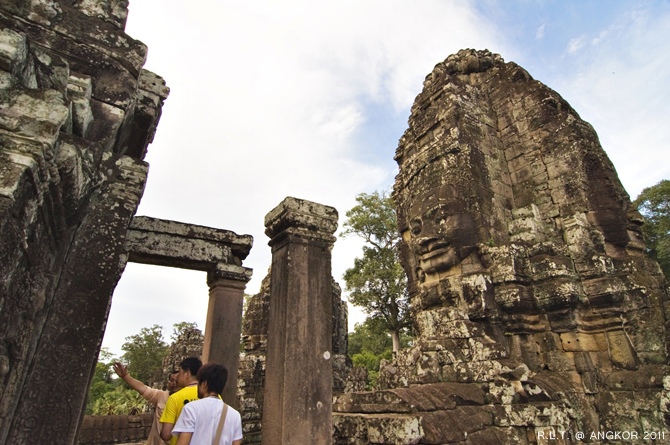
[553,3,670,198]
[103,0,506,354]
[105,1,670,356]
[567,36,585,54]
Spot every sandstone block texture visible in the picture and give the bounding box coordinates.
[333,49,670,444]
[262,197,340,445]
[0,2,167,444]
[239,271,349,444]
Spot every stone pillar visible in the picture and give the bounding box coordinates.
[203,264,252,408]
[5,155,148,445]
[261,197,338,445]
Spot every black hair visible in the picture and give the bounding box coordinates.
[179,357,202,375]
[197,363,228,395]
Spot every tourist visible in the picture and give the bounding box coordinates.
[159,357,202,445]
[172,362,243,445]
[113,362,179,445]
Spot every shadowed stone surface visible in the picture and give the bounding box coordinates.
[0,4,258,443]
[333,49,670,444]
[126,216,253,270]
[0,2,167,444]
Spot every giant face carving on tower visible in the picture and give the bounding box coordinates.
[378,49,669,440]
[392,49,667,372]
[407,182,477,284]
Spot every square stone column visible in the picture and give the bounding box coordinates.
[204,263,252,408]
[261,197,338,445]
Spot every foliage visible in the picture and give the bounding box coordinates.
[342,190,399,250]
[342,190,411,351]
[171,321,199,343]
[352,351,391,387]
[92,388,147,415]
[121,324,169,386]
[348,317,393,356]
[634,179,670,279]
[348,319,412,388]
[86,347,119,414]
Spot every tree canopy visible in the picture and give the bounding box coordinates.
[86,348,118,414]
[171,321,199,343]
[121,324,169,387]
[342,190,411,352]
[634,179,670,279]
[87,321,201,415]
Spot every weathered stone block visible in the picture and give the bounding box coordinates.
[606,329,639,370]
[605,365,667,390]
[559,332,600,352]
[422,407,493,443]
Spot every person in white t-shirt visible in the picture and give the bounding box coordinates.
[172,362,243,445]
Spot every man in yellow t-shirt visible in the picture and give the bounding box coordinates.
[160,357,202,445]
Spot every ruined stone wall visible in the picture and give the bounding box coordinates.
[333,49,670,444]
[0,2,167,443]
[77,413,153,445]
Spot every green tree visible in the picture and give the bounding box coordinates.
[86,348,119,414]
[634,179,670,279]
[171,321,199,342]
[348,317,393,357]
[92,388,147,415]
[342,190,411,352]
[121,324,169,385]
[348,318,412,388]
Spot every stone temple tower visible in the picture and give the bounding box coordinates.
[333,49,670,444]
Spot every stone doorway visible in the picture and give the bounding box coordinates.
[119,216,253,407]
[104,263,210,362]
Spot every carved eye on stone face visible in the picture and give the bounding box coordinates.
[410,218,423,236]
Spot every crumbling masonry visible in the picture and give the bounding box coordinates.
[2,3,670,445]
[0,2,168,443]
[333,49,670,444]
[0,2,251,444]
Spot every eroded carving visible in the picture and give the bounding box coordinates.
[333,49,670,443]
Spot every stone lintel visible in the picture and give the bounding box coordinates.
[264,196,338,245]
[207,263,253,287]
[126,216,253,270]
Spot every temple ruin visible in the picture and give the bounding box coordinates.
[332,49,670,444]
[239,198,350,444]
[2,2,669,445]
[0,2,254,443]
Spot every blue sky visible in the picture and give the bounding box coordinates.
[103,0,670,356]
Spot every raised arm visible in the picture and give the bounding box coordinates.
[112,362,147,394]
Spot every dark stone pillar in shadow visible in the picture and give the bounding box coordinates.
[261,197,338,445]
[5,155,148,445]
[204,263,252,408]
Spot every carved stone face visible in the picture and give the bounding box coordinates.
[406,182,477,283]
